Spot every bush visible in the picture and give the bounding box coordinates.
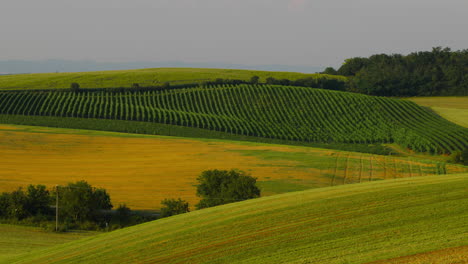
[196,169,260,209]
[250,76,260,84]
[70,83,80,92]
[160,198,189,218]
[462,149,468,165]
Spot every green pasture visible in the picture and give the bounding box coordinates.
[5,174,468,264]
[0,224,96,262]
[0,68,344,90]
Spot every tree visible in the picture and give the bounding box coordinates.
[114,204,132,226]
[131,83,140,89]
[25,185,51,216]
[250,76,260,84]
[7,188,28,219]
[59,181,112,223]
[462,149,468,165]
[160,198,190,218]
[322,67,337,75]
[266,77,276,84]
[195,169,260,209]
[70,82,80,92]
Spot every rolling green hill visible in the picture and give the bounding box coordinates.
[0,68,345,90]
[1,85,467,154]
[5,174,467,264]
[0,225,96,261]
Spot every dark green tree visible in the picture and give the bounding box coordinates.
[25,185,51,216]
[461,149,468,165]
[265,77,276,84]
[250,76,260,84]
[70,82,80,92]
[0,193,9,217]
[114,204,132,226]
[131,83,140,89]
[322,67,337,75]
[7,188,28,219]
[59,181,112,223]
[160,198,190,218]
[195,169,260,209]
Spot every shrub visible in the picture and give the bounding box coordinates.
[196,169,260,209]
[70,83,80,92]
[160,198,189,218]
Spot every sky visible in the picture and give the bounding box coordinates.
[1,0,467,69]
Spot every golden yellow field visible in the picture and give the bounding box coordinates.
[1,124,466,210]
[408,96,468,128]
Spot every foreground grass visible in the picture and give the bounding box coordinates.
[0,225,96,262]
[408,96,468,128]
[5,174,467,264]
[0,68,344,90]
[1,124,465,210]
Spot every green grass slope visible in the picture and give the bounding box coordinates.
[6,174,468,264]
[0,225,96,261]
[1,85,467,153]
[0,68,345,90]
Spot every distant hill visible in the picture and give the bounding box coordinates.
[5,174,467,264]
[0,68,337,90]
[0,60,323,75]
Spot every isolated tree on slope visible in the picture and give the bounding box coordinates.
[195,169,260,209]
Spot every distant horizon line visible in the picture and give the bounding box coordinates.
[0,59,325,75]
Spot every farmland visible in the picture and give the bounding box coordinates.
[1,124,466,210]
[5,174,467,264]
[0,68,345,90]
[408,96,468,128]
[1,85,467,154]
[0,224,96,262]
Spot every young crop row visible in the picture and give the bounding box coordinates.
[0,85,467,153]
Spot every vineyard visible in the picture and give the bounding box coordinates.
[0,84,467,153]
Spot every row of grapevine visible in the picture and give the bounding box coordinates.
[0,85,467,153]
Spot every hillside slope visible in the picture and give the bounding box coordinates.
[0,68,345,90]
[1,85,467,153]
[3,124,466,210]
[408,96,468,128]
[0,225,96,261]
[6,174,468,264]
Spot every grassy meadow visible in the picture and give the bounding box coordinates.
[0,124,466,210]
[0,224,96,262]
[0,68,344,90]
[4,174,467,264]
[408,96,468,128]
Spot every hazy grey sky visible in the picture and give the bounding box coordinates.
[1,0,467,68]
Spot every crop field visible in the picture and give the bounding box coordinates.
[408,96,468,128]
[0,68,345,90]
[1,124,466,210]
[5,174,467,264]
[0,224,96,262]
[1,85,467,154]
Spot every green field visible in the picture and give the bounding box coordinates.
[0,224,96,262]
[408,96,468,128]
[1,85,467,154]
[4,174,467,264]
[0,68,345,90]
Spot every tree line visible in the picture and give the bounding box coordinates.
[0,169,260,231]
[324,47,468,96]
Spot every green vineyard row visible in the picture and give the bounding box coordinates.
[0,85,467,153]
